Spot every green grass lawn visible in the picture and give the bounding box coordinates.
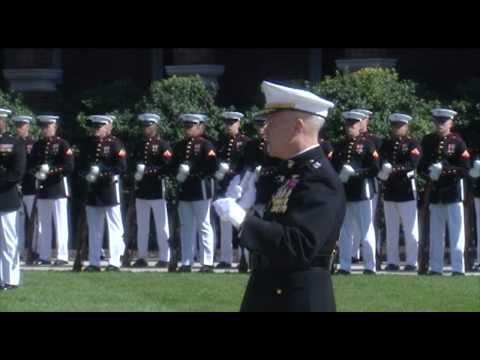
[0,272,479,312]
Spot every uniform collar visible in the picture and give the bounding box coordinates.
[286,145,322,170]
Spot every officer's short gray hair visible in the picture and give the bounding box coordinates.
[304,114,325,133]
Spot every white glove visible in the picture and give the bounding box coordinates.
[469,160,480,178]
[474,160,480,170]
[255,165,262,178]
[469,168,480,178]
[136,164,146,174]
[213,198,247,229]
[429,162,443,181]
[237,172,257,210]
[39,164,50,174]
[178,164,190,175]
[86,173,97,183]
[225,175,242,199]
[214,162,230,181]
[378,162,393,181]
[176,173,187,183]
[382,162,393,174]
[176,164,190,183]
[35,171,47,181]
[339,164,355,183]
[134,164,146,181]
[90,165,100,176]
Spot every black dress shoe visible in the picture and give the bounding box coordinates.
[83,265,101,272]
[199,265,214,273]
[168,263,178,272]
[105,265,120,272]
[2,284,18,291]
[35,259,51,266]
[451,272,465,276]
[237,258,249,273]
[178,265,192,273]
[363,270,376,275]
[155,260,169,268]
[52,260,69,266]
[385,264,400,271]
[403,265,417,272]
[215,262,232,269]
[132,258,148,268]
[336,269,351,275]
[428,271,442,276]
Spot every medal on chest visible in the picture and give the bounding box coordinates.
[269,175,300,214]
[194,143,201,155]
[355,143,364,155]
[447,143,455,155]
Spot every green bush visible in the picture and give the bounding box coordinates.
[304,68,442,142]
[0,89,37,136]
[135,75,224,142]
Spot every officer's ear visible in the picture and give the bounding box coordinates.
[293,117,305,134]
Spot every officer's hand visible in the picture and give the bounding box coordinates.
[90,165,100,176]
[429,162,443,181]
[134,172,144,182]
[378,162,393,181]
[213,198,246,229]
[215,162,230,181]
[225,175,242,199]
[343,164,355,175]
[136,164,146,174]
[474,159,480,170]
[39,164,50,174]
[255,165,262,177]
[179,164,190,175]
[35,171,47,181]
[86,173,97,183]
[469,160,480,178]
[382,162,393,174]
[339,164,355,183]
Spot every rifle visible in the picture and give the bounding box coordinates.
[463,178,476,272]
[237,169,256,272]
[121,187,137,267]
[418,180,432,275]
[24,196,38,265]
[167,196,180,272]
[72,179,89,272]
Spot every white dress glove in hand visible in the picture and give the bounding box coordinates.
[339,164,355,183]
[212,198,246,229]
[86,165,100,183]
[378,162,393,181]
[214,162,230,181]
[134,164,146,182]
[35,171,47,181]
[86,173,97,183]
[40,164,50,174]
[469,160,480,178]
[90,165,100,176]
[429,162,443,181]
[176,164,190,183]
